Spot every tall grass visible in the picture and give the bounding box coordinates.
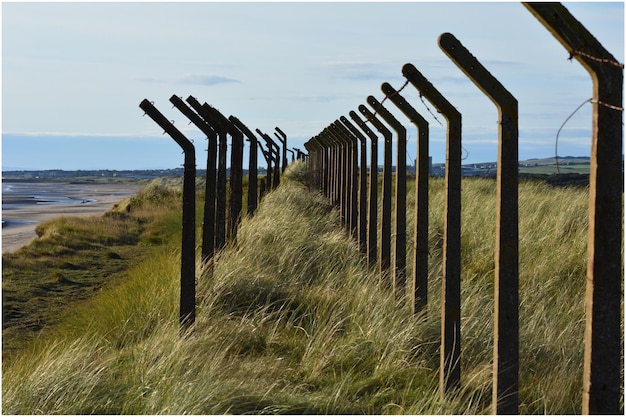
[2,163,621,414]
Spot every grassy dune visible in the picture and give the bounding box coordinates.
[2,163,622,414]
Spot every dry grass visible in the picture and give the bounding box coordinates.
[2,163,621,414]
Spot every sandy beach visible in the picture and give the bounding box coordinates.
[2,182,143,254]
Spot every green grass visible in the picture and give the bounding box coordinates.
[2,162,622,414]
[518,164,590,175]
[2,179,183,358]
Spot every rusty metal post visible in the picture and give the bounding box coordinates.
[169,96,217,265]
[139,99,196,333]
[382,82,430,315]
[439,32,519,414]
[359,104,393,286]
[523,4,623,414]
[275,127,288,172]
[341,116,369,254]
[230,116,259,217]
[367,96,408,301]
[403,62,462,396]
[351,110,378,268]
[186,97,228,251]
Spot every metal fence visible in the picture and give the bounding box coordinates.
[138,2,621,414]
[304,3,622,414]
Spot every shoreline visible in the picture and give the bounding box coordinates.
[2,183,142,254]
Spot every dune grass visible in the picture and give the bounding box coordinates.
[2,162,622,414]
[2,179,184,358]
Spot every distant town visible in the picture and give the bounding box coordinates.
[2,156,604,181]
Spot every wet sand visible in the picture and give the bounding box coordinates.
[2,183,143,254]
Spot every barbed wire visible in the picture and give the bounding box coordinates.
[418,93,444,127]
[592,99,624,112]
[569,50,624,69]
[364,80,410,124]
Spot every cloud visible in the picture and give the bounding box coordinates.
[249,94,341,103]
[178,74,240,86]
[135,74,241,86]
[318,60,391,82]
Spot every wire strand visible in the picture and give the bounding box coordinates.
[364,80,410,124]
[569,50,625,69]
[418,93,444,127]
[555,98,592,174]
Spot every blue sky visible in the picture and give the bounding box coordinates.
[2,2,624,170]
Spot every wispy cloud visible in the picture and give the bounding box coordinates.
[135,74,241,86]
[178,74,240,86]
[318,60,391,82]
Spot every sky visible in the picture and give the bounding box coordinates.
[2,1,624,171]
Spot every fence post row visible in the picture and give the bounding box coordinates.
[381,82,430,316]
[203,107,244,243]
[137,2,621,409]
[402,63,463,397]
[350,110,379,268]
[324,126,341,217]
[523,3,623,414]
[257,140,273,192]
[317,134,331,199]
[139,99,196,333]
[324,128,340,208]
[275,127,288,173]
[439,32,520,414]
[334,120,358,238]
[257,129,281,189]
[169,95,218,265]
[367,96,408,301]
[340,115,369,255]
[334,120,359,238]
[229,116,259,217]
[185,97,228,251]
[141,93,296,334]
[359,104,393,286]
